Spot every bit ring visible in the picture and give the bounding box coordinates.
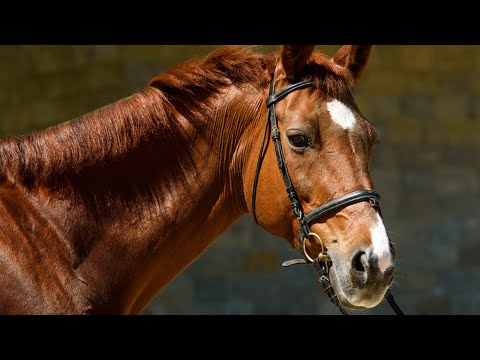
[302,232,330,264]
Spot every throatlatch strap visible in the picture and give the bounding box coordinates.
[251,116,271,224]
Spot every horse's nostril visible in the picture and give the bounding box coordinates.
[352,251,367,272]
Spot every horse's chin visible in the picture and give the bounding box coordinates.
[328,266,386,310]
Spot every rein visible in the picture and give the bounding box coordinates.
[251,75,404,315]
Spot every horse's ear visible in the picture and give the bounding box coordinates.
[332,45,372,82]
[280,45,315,82]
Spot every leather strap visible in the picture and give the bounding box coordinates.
[266,80,314,107]
[384,289,404,315]
[313,258,348,315]
[304,190,381,224]
[282,259,308,267]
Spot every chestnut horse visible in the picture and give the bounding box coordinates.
[0,45,397,314]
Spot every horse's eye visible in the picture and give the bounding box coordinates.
[287,134,310,148]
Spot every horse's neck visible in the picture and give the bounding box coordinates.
[33,86,263,313]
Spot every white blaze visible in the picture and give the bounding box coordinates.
[370,213,392,272]
[326,99,356,129]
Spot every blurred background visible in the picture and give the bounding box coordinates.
[0,45,478,314]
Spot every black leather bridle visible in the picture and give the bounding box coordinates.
[251,74,404,315]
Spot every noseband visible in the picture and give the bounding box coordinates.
[251,75,403,315]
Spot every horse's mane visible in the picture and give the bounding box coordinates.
[0,45,353,189]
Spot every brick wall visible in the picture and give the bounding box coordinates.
[1,45,478,314]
